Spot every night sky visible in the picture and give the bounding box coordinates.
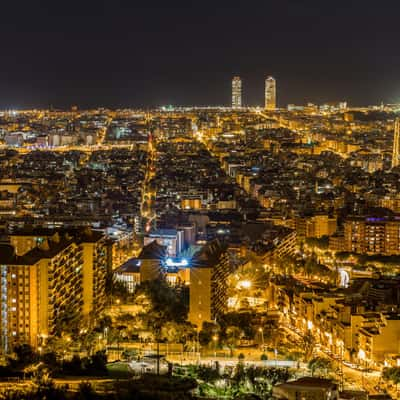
[1,0,400,109]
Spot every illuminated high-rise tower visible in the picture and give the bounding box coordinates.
[265,76,276,110]
[232,76,242,108]
[392,118,400,168]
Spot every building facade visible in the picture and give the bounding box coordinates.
[232,76,242,108]
[265,76,276,110]
[189,240,230,329]
[0,229,107,352]
[392,118,400,168]
[344,216,400,255]
[144,229,184,257]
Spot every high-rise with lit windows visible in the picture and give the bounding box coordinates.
[232,76,242,108]
[392,118,400,168]
[0,228,107,352]
[265,76,276,110]
[188,239,230,329]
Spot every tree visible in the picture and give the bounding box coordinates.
[54,304,80,337]
[304,256,319,278]
[308,357,332,377]
[305,236,329,251]
[75,381,96,400]
[219,312,256,339]
[45,335,73,357]
[41,351,59,373]
[275,255,296,276]
[96,316,112,332]
[137,279,189,324]
[105,271,130,300]
[301,331,316,362]
[63,355,84,375]
[135,278,189,374]
[161,321,195,344]
[8,344,37,368]
[383,367,400,391]
[225,326,242,357]
[32,365,68,400]
[199,322,218,346]
[86,351,108,375]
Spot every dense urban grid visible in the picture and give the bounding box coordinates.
[1,78,400,399]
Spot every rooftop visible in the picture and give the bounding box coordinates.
[116,258,141,273]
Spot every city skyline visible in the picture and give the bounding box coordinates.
[2,2,400,398]
[1,90,400,398]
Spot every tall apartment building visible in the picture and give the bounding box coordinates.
[295,214,337,240]
[357,313,400,364]
[231,76,242,108]
[189,240,230,329]
[265,76,276,110]
[392,118,400,168]
[379,194,400,213]
[0,228,107,352]
[344,216,400,255]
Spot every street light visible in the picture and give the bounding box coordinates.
[238,280,252,289]
[258,327,264,350]
[212,335,218,358]
[196,330,200,361]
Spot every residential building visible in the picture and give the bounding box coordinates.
[392,118,400,168]
[0,228,107,352]
[144,229,184,257]
[189,239,230,329]
[357,314,400,365]
[344,216,400,255]
[273,377,339,400]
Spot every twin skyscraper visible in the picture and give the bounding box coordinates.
[232,76,276,110]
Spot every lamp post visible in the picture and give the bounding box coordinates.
[197,330,200,362]
[213,335,218,359]
[258,327,264,350]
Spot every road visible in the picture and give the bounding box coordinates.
[280,322,383,394]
